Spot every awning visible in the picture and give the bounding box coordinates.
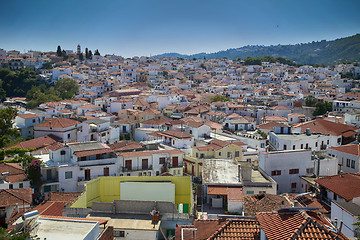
[342,130,357,138]
[207,186,244,201]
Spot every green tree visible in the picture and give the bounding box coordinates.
[56,45,62,57]
[88,50,93,59]
[210,95,231,103]
[0,107,20,148]
[94,49,100,56]
[41,62,53,69]
[313,101,332,116]
[305,95,316,107]
[54,78,79,98]
[85,48,89,59]
[79,53,84,61]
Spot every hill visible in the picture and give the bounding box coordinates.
[154,34,360,65]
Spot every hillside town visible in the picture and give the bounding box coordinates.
[0,47,360,240]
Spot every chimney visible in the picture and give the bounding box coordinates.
[15,203,19,214]
[306,128,311,136]
[240,162,252,182]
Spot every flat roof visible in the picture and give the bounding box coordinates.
[87,214,161,231]
[32,218,98,240]
[273,133,328,141]
[202,159,240,184]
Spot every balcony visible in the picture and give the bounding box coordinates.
[121,165,153,172]
[78,173,116,182]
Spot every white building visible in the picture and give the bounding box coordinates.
[259,150,314,194]
[14,113,44,138]
[327,144,360,173]
[269,131,340,151]
[78,118,120,144]
[34,118,79,142]
[117,148,184,177]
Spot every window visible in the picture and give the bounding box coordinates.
[351,160,355,169]
[235,151,240,158]
[347,159,351,167]
[200,153,205,158]
[291,182,297,188]
[9,184,13,189]
[218,152,221,156]
[19,183,23,188]
[67,133,71,139]
[246,191,254,194]
[114,230,125,237]
[156,171,160,176]
[159,157,166,164]
[65,171,72,179]
[271,170,281,176]
[315,142,318,147]
[283,144,287,150]
[289,169,299,174]
[60,150,66,155]
[196,153,199,158]
[305,143,308,149]
[306,168,314,174]
[293,145,295,150]
[327,140,329,144]
[301,144,303,149]
[32,119,36,123]
[227,152,232,158]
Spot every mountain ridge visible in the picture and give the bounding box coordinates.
[154,34,360,65]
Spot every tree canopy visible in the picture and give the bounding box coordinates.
[26,78,79,109]
[0,107,21,148]
[210,95,231,103]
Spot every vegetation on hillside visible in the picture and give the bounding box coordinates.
[155,34,360,65]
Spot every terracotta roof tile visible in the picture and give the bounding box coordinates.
[6,134,61,150]
[314,173,360,201]
[35,118,79,129]
[0,188,32,207]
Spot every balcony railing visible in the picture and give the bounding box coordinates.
[121,165,153,172]
[78,173,116,182]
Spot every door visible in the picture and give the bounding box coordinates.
[125,160,132,171]
[103,167,109,176]
[192,165,195,176]
[85,169,91,181]
[172,157,178,167]
[142,159,148,170]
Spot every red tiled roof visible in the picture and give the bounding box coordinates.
[176,218,260,240]
[207,186,244,201]
[244,194,292,216]
[0,188,32,207]
[75,148,114,158]
[150,130,192,139]
[6,134,61,150]
[207,219,260,240]
[17,113,38,119]
[314,173,360,201]
[33,201,68,216]
[293,118,359,137]
[35,118,79,129]
[117,149,184,158]
[49,192,82,203]
[329,144,360,156]
[0,163,27,183]
[256,210,345,240]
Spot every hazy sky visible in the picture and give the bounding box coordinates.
[1,0,360,57]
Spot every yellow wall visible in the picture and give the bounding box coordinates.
[215,144,242,161]
[71,176,193,212]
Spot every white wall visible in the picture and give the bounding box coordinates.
[120,182,175,203]
[259,150,313,194]
[331,202,357,238]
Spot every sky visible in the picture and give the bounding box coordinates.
[1,0,360,58]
